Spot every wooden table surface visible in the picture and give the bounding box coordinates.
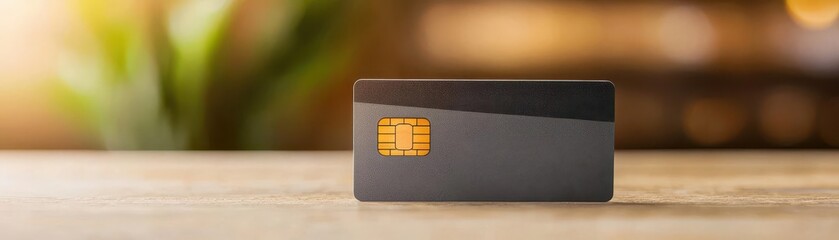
[0,151,837,239]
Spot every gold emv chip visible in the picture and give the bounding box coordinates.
[378,117,430,156]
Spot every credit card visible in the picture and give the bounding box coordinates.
[353,79,614,202]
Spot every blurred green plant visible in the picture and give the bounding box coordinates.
[53,0,353,149]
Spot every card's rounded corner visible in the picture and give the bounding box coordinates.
[599,190,614,202]
[352,79,370,91]
[353,189,373,202]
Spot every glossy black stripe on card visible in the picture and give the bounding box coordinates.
[353,79,614,122]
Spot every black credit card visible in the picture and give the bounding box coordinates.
[353,79,614,201]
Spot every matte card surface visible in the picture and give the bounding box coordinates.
[353,79,614,202]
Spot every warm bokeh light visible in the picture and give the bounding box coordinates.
[777,22,839,73]
[0,0,837,149]
[683,98,746,146]
[0,1,65,84]
[657,5,716,67]
[0,1,92,148]
[759,86,818,146]
[785,0,839,29]
[420,1,600,70]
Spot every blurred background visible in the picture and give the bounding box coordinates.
[0,0,837,150]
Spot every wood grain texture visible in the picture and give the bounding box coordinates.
[0,151,837,239]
